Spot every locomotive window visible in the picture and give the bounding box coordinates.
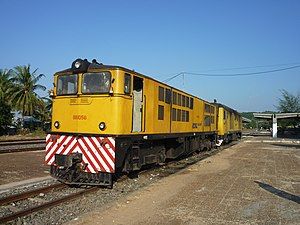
[205,104,210,113]
[124,73,131,94]
[190,98,194,109]
[177,109,181,121]
[178,94,182,106]
[82,72,111,94]
[204,116,211,126]
[211,116,214,124]
[159,86,164,101]
[172,108,176,121]
[182,95,186,107]
[224,111,226,119]
[210,106,215,114]
[172,92,177,105]
[186,111,189,122]
[186,97,189,107]
[182,110,186,122]
[165,88,171,104]
[57,74,78,95]
[158,105,164,120]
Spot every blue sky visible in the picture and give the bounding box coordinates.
[0,0,299,112]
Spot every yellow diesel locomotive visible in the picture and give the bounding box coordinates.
[45,58,242,187]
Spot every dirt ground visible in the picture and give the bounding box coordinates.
[0,151,49,185]
[70,137,300,225]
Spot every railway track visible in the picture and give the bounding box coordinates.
[0,138,45,154]
[0,141,238,224]
[0,146,45,154]
[0,183,97,223]
[0,138,44,146]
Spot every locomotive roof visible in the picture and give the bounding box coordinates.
[55,59,215,106]
[212,103,240,116]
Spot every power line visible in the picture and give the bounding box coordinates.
[187,62,300,73]
[162,62,300,81]
[186,65,300,77]
[163,64,300,82]
[163,72,184,83]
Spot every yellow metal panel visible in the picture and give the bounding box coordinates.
[145,80,170,134]
[217,107,225,136]
[170,90,201,133]
[203,102,216,132]
[51,96,133,135]
[51,68,219,136]
[191,98,203,132]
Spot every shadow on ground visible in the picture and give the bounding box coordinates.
[254,181,300,204]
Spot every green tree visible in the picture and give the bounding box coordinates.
[43,90,53,113]
[10,65,46,116]
[277,89,300,128]
[0,98,13,134]
[277,89,300,113]
[33,98,51,123]
[0,69,13,133]
[0,69,13,101]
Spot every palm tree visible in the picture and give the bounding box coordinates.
[34,98,51,122]
[43,90,53,112]
[0,69,13,131]
[10,65,46,116]
[0,69,13,101]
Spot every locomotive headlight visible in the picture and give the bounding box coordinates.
[54,121,60,129]
[99,122,106,131]
[74,61,81,69]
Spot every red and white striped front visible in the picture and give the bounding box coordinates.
[45,134,115,173]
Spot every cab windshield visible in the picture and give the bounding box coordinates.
[57,74,78,95]
[82,72,111,94]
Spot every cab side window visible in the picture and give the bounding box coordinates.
[124,73,131,94]
[165,88,171,104]
[159,86,165,101]
[190,98,194,109]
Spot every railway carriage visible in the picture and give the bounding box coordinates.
[213,103,242,143]
[46,58,238,187]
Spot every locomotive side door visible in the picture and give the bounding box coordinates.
[132,76,143,132]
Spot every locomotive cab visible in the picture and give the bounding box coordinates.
[51,58,138,135]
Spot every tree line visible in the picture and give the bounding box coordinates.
[0,65,51,134]
[242,89,300,129]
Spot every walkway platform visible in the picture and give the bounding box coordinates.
[71,136,300,225]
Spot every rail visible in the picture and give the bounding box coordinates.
[0,183,64,205]
[0,139,45,146]
[0,184,97,223]
[0,146,45,154]
[0,138,45,154]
